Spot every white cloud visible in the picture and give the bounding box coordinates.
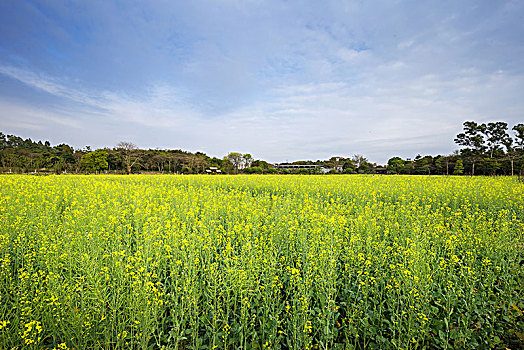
[0,99,82,130]
[1,60,524,163]
[1,1,523,162]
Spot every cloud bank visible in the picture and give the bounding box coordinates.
[1,0,523,163]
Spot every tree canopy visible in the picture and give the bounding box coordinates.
[1,120,523,176]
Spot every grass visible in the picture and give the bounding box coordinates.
[0,174,523,349]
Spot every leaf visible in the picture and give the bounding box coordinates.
[511,303,523,316]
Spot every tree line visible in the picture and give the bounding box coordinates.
[386,121,524,176]
[0,133,376,175]
[0,135,221,175]
[1,121,523,175]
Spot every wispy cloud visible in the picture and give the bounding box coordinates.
[0,99,81,130]
[0,65,101,107]
[0,1,523,162]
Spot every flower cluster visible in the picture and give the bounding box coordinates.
[0,174,522,348]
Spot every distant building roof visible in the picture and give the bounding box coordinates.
[206,167,221,173]
[274,164,324,169]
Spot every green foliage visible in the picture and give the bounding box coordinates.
[225,152,243,173]
[80,149,108,173]
[513,123,524,149]
[342,167,356,174]
[0,175,522,349]
[2,120,524,176]
[387,157,405,174]
[244,166,263,174]
[251,159,270,169]
[455,121,487,154]
[434,156,443,174]
[453,158,464,175]
[480,157,500,176]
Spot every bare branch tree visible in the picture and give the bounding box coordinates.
[116,141,139,174]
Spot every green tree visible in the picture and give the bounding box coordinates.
[455,121,487,175]
[387,157,405,174]
[80,150,108,173]
[242,153,253,169]
[502,134,517,176]
[352,154,367,169]
[439,155,454,175]
[352,154,373,173]
[225,152,243,174]
[116,141,139,174]
[480,157,500,176]
[251,159,270,169]
[513,123,524,149]
[453,158,464,175]
[512,123,524,177]
[484,122,510,158]
[341,159,356,173]
[107,152,123,172]
[244,166,263,174]
[412,155,433,175]
[434,157,443,175]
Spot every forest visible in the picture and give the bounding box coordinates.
[1,121,523,175]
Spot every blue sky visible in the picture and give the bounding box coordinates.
[0,0,523,163]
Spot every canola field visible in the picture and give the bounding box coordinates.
[0,175,523,349]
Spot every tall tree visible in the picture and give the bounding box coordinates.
[513,123,524,149]
[352,154,367,169]
[455,121,487,175]
[502,134,517,176]
[439,156,449,175]
[242,153,253,169]
[116,141,139,174]
[387,157,405,174]
[453,158,464,175]
[80,149,108,173]
[342,159,357,173]
[251,159,270,169]
[480,157,500,176]
[414,155,433,175]
[434,156,443,175]
[512,123,524,177]
[484,122,510,158]
[225,152,243,174]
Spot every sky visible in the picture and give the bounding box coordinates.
[0,0,523,164]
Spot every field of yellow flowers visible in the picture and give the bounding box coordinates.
[0,175,523,349]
